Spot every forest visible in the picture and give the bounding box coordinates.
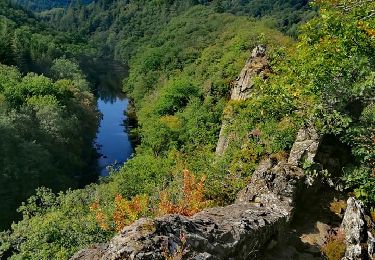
[0,0,374,259]
[11,0,93,11]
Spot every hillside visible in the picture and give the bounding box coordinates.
[0,0,100,230]
[11,0,93,12]
[0,0,374,259]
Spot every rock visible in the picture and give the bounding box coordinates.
[215,45,270,156]
[367,231,375,259]
[73,244,108,260]
[72,158,307,260]
[215,121,235,156]
[231,44,269,101]
[300,222,332,247]
[342,198,366,246]
[341,197,375,260]
[72,120,325,260]
[236,160,305,219]
[288,125,320,167]
[72,204,289,260]
[251,45,267,58]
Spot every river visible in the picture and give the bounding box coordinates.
[88,59,134,176]
[0,59,134,231]
[96,96,133,175]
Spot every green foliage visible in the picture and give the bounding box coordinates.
[249,0,375,206]
[12,0,93,12]
[211,0,316,35]
[2,0,374,259]
[297,0,374,205]
[1,4,296,257]
[0,1,96,73]
[154,79,200,116]
[0,60,99,229]
[41,0,312,60]
[1,187,111,259]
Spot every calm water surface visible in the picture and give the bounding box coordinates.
[96,97,133,175]
[89,60,134,176]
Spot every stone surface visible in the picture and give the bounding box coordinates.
[215,45,270,156]
[342,197,375,260]
[236,159,305,219]
[288,125,320,167]
[230,44,269,101]
[368,231,375,258]
[300,222,332,247]
[72,205,291,259]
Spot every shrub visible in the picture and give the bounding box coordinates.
[113,194,150,232]
[157,170,211,216]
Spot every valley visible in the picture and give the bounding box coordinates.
[0,0,373,259]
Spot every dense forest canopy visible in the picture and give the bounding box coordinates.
[0,0,100,229]
[11,0,93,12]
[0,0,96,73]
[34,0,314,59]
[0,0,374,259]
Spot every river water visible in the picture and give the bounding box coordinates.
[0,59,133,231]
[96,96,133,175]
[89,60,134,176]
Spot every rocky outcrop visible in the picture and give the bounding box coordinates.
[215,45,270,156]
[230,45,269,101]
[72,125,321,260]
[342,197,375,260]
[288,125,320,167]
[236,159,304,219]
[215,121,235,156]
[73,165,304,260]
[74,204,289,260]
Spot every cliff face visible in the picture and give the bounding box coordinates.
[216,45,270,156]
[230,45,269,101]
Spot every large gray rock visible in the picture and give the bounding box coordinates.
[288,125,320,167]
[216,45,270,156]
[73,204,288,260]
[236,160,304,219]
[230,45,269,101]
[342,197,375,260]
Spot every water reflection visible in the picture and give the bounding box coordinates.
[84,59,134,176]
[96,97,133,176]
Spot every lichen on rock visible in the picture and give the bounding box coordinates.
[342,197,375,260]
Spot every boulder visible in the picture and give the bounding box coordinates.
[342,197,375,260]
[73,204,289,260]
[230,44,269,101]
[288,125,320,167]
[236,160,305,219]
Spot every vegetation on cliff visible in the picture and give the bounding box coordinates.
[0,0,373,259]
